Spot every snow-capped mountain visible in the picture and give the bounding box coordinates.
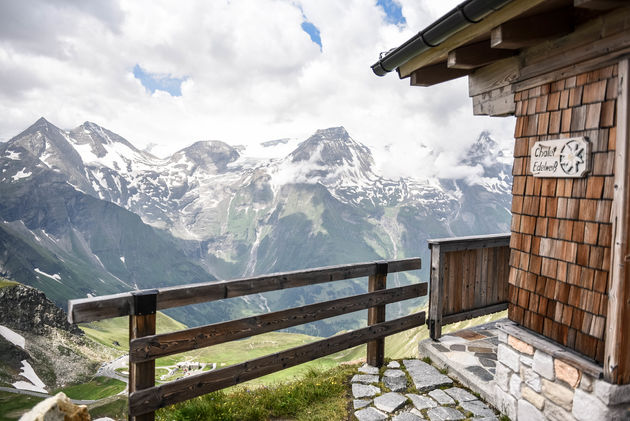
[0,118,512,333]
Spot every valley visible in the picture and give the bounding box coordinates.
[0,118,511,334]
[0,118,512,419]
[0,276,507,419]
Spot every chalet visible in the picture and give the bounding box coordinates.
[371,0,630,419]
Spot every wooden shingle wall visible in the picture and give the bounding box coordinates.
[509,64,618,363]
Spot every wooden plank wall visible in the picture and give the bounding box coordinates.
[442,247,510,317]
[509,64,618,363]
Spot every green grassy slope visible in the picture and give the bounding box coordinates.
[80,303,507,387]
[0,392,44,421]
[56,376,126,400]
[157,364,358,421]
[80,311,188,351]
[0,277,18,289]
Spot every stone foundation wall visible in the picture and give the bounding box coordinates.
[495,324,630,420]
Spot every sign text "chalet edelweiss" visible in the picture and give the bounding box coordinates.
[530,137,590,178]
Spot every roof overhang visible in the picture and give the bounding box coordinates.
[372,0,629,116]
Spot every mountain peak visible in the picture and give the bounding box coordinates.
[170,140,239,173]
[313,126,349,138]
[9,117,66,153]
[463,131,503,166]
[279,127,375,188]
[68,121,147,162]
[34,116,51,125]
[81,121,104,132]
[290,127,372,168]
[24,117,58,133]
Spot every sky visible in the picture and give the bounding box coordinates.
[0,0,515,180]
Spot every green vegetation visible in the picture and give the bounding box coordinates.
[82,308,366,384]
[0,277,18,289]
[0,392,44,421]
[88,396,128,420]
[79,302,507,386]
[56,376,125,400]
[157,365,357,421]
[441,310,508,335]
[80,311,188,350]
[3,307,508,419]
[153,331,365,385]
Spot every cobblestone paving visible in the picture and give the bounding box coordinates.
[430,324,500,384]
[351,359,501,421]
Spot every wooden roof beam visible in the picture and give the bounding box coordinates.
[491,8,574,49]
[398,0,548,78]
[447,41,516,70]
[574,0,627,10]
[410,62,472,87]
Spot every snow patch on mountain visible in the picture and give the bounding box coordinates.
[34,268,62,284]
[11,168,31,181]
[5,150,21,160]
[12,360,48,393]
[3,118,512,248]
[0,324,25,349]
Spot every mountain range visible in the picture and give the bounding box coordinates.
[0,118,512,334]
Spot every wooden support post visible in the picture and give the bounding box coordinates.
[129,290,158,421]
[367,262,387,367]
[428,244,444,340]
[605,58,630,384]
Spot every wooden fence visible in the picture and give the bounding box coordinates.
[427,233,510,340]
[68,258,424,420]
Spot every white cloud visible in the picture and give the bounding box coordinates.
[0,0,514,179]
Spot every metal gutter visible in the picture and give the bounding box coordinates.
[371,0,514,76]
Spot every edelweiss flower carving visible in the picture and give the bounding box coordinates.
[559,140,587,175]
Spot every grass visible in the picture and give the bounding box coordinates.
[80,311,188,350]
[384,322,429,359]
[75,305,510,417]
[88,396,128,420]
[0,392,44,421]
[441,310,508,336]
[83,311,366,385]
[0,278,18,289]
[77,305,504,387]
[56,376,126,400]
[156,364,357,421]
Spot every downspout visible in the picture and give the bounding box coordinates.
[371,0,514,77]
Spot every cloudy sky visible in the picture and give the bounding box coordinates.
[0,0,515,179]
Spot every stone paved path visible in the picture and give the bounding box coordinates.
[418,321,502,402]
[428,323,499,383]
[351,359,501,421]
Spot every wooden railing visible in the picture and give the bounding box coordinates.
[427,234,510,340]
[68,258,424,420]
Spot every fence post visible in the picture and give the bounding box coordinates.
[367,261,388,367]
[428,244,444,340]
[129,290,158,421]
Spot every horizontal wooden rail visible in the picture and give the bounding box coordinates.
[69,258,421,324]
[129,311,426,417]
[427,233,510,252]
[130,282,427,363]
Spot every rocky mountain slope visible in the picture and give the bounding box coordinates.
[0,118,512,334]
[0,281,114,390]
